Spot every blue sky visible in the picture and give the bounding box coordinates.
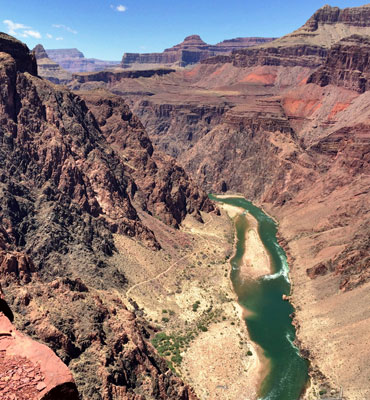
[1,1,368,60]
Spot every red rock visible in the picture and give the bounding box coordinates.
[0,312,79,399]
[36,382,46,391]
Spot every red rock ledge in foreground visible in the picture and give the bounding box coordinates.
[0,312,79,400]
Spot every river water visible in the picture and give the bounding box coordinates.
[209,195,308,400]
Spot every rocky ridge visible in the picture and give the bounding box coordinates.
[72,67,176,85]
[0,33,210,399]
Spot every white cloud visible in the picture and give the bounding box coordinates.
[116,5,127,12]
[46,33,53,39]
[3,19,29,35]
[24,30,41,39]
[52,24,77,34]
[3,20,42,39]
[55,37,64,41]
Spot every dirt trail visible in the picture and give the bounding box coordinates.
[126,215,214,298]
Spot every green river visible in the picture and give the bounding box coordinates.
[209,195,308,400]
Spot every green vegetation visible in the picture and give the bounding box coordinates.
[152,306,223,370]
[247,350,253,356]
[192,300,201,312]
[152,332,194,366]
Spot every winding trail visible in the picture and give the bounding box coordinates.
[126,214,213,298]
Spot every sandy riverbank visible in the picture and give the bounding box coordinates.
[117,207,269,400]
[220,203,271,280]
[182,302,268,400]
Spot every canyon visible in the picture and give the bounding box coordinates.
[1,2,370,400]
[68,3,370,399]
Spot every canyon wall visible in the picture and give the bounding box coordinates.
[0,32,213,399]
[121,34,275,68]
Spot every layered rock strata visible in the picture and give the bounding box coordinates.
[307,34,370,93]
[202,4,370,68]
[72,68,176,85]
[121,34,275,68]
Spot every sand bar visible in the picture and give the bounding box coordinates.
[220,203,272,279]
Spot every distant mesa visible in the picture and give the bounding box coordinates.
[45,47,120,73]
[121,34,276,68]
[202,3,370,68]
[33,44,72,84]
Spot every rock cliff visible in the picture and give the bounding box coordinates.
[307,34,370,93]
[121,34,275,68]
[72,68,176,85]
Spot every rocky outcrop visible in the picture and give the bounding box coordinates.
[0,33,37,74]
[46,48,120,73]
[0,284,79,400]
[303,3,370,30]
[33,44,48,59]
[307,35,370,93]
[121,34,275,68]
[0,312,79,400]
[33,44,72,84]
[79,90,216,227]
